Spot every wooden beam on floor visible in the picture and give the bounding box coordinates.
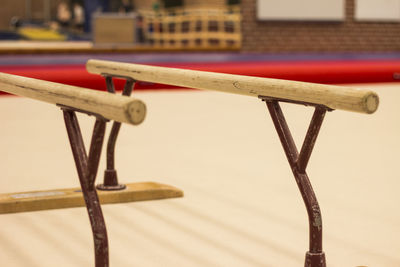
[0,182,183,214]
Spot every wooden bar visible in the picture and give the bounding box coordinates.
[0,72,146,125]
[0,182,183,214]
[86,59,379,114]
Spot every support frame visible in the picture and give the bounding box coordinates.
[260,96,331,267]
[97,75,136,191]
[61,105,109,267]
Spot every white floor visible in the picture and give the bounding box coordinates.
[0,84,399,267]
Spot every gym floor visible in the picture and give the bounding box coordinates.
[0,82,399,266]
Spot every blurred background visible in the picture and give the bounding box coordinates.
[0,0,399,52]
[0,0,241,49]
[1,2,400,267]
[0,0,399,90]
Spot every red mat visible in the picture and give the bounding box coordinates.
[1,60,399,94]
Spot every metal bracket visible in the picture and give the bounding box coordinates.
[260,96,330,267]
[60,105,109,267]
[97,75,136,191]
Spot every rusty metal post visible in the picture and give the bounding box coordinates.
[298,107,327,172]
[264,99,327,267]
[97,76,135,191]
[62,108,109,267]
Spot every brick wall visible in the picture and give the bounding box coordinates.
[241,0,400,52]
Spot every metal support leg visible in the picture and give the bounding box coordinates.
[264,99,327,267]
[62,108,109,267]
[97,76,135,191]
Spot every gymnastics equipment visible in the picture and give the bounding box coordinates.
[0,72,183,267]
[86,59,379,267]
[87,59,378,114]
[0,72,146,124]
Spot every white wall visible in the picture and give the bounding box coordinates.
[257,0,345,21]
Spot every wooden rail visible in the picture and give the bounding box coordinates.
[86,59,379,114]
[0,72,146,125]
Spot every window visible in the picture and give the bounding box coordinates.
[355,0,400,21]
[257,0,345,21]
